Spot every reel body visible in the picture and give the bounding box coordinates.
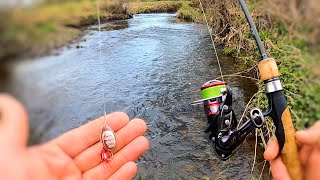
[193,80,265,160]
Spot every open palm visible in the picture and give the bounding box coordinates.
[0,94,149,180]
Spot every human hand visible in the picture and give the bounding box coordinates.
[0,94,149,180]
[264,121,320,180]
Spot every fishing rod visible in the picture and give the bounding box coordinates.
[193,0,302,179]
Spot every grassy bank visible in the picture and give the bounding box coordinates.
[0,0,130,61]
[176,1,201,22]
[190,0,320,129]
[128,0,203,21]
[128,0,186,14]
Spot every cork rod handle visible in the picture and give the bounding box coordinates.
[281,108,302,180]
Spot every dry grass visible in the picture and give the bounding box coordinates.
[200,0,320,60]
[263,0,320,45]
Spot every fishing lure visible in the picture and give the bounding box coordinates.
[100,122,116,161]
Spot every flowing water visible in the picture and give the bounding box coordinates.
[1,14,264,179]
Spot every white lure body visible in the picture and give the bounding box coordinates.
[102,130,116,149]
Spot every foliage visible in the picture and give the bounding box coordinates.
[176,1,202,22]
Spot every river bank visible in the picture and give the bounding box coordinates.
[0,0,132,61]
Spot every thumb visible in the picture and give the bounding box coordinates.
[0,94,29,148]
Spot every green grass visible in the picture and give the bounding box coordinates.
[128,1,185,14]
[176,3,202,22]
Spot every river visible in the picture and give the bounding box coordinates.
[1,14,265,179]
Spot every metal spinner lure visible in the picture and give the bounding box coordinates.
[100,120,117,161]
[99,86,116,161]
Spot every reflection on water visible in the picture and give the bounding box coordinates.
[1,14,264,179]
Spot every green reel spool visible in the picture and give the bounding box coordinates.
[201,84,226,100]
[191,80,227,105]
[200,80,227,99]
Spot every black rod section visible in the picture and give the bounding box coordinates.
[238,0,268,60]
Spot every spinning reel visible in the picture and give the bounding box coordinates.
[192,80,265,160]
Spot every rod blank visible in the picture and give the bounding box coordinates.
[238,0,268,60]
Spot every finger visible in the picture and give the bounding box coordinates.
[83,136,149,180]
[0,94,28,147]
[270,156,291,180]
[296,121,320,147]
[264,137,279,160]
[74,118,147,172]
[299,145,313,167]
[108,161,137,180]
[53,112,129,157]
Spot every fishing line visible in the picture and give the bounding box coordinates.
[96,0,102,60]
[96,0,117,162]
[95,0,107,118]
[198,0,224,82]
